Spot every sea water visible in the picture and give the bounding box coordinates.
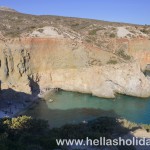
[24,90,150,127]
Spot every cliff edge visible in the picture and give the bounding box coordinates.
[0,9,150,98]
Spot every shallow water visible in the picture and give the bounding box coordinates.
[24,91,150,127]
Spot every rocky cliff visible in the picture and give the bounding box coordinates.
[0,9,150,98]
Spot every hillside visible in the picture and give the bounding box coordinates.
[0,8,150,98]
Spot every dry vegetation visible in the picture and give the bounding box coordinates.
[0,10,150,39]
[0,9,150,64]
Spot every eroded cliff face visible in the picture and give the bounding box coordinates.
[116,38,150,70]
[48,63,150,98]
[0,36,150,98]
[1,10,150,98]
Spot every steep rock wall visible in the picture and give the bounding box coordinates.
[48,62,150,98]
[115,38,150,69]
[0,37,150,98]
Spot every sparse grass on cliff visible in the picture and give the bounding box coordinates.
[109,33,116,38]
[0,9,149,65]
[117,49,131,60]
[88,28,100,35]
[107,59,118,64]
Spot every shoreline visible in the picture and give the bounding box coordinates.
[0,95,40,118]
[12,96,40,117]
[0,88,58,118]
[38,88,59,98]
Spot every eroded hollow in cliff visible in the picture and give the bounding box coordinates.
[144,64,150,76]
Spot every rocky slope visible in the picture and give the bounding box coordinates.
[0,8,150,98]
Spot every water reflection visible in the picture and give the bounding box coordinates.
[24,91,150,127]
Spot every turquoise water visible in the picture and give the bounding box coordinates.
[24,91,150,127]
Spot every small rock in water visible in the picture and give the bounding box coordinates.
[48,99,53,103]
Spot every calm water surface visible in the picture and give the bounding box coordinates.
[24,91,150,127]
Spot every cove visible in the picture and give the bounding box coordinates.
[24,91,150,128]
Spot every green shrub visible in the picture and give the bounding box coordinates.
[107,59,118,64]
[89,28,100,35]
[117,49,131,60]
[0,116,150,149]
[38,29,44,33]
[140,29,149,34]
[85,39,92,43]
[71,23,79,27]
[109,33,116,38]
[30,26,36,29]
[5,31,20,37]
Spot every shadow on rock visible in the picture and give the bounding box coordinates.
[28,76,40,95]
